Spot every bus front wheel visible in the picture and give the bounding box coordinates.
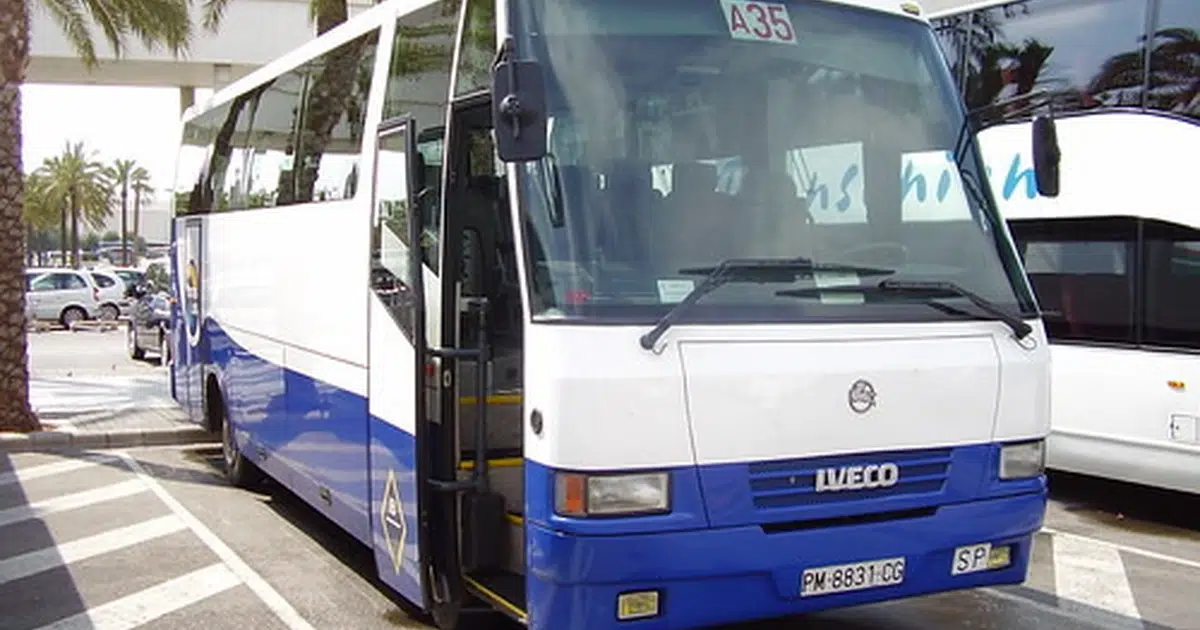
[210,381,263,488]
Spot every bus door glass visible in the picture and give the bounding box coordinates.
[175,219,206,423]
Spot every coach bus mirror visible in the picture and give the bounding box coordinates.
[492,60,547,162]
[1032,115,1060,198]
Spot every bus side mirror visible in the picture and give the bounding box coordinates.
[1032,115,1060,198]
[492,59,547,162]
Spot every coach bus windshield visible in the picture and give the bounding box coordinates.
[510,0,1037,324]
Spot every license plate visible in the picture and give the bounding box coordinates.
[800,557,905,597]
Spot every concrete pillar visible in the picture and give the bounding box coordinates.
[179,86,196,116]
[212,64,233,91]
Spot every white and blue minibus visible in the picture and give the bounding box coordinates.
[167,0,1059,627]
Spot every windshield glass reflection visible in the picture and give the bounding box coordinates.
[510,0,1036,323]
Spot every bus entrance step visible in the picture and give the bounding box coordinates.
[464,570,526,622]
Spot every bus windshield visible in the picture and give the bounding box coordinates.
[511,0,1037,324]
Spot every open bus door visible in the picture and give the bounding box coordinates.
[172,217,207,424]
[366,115,434,609]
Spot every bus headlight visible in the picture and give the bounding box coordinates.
[555,471,670,516]
[999,440,1045,480]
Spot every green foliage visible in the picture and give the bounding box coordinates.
[39,0,194,69]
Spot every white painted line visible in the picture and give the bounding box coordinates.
[34,563,240,630]
[1052,532,1144,629]
[0,515,187,586]
[0,454,117,488]
[1043,526,1200,571]
[114,453,317,630]
[0,479,146,528]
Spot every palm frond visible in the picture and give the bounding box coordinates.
[39,0,100,66]
[198,0,231,32]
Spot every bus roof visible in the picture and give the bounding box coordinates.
[182,0,410,123]
[926,0,1016,19]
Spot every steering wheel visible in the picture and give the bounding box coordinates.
[839,242,909,268]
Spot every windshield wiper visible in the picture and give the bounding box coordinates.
[775,278,1032,339]
[638,257,893,351]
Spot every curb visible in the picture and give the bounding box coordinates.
[0,426,218,453]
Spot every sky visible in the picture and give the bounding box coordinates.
[21,84,214,194]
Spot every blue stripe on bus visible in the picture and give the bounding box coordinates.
[524,491,1045,629]
[200,319,425,608]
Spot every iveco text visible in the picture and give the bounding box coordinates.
[815,462,902,492]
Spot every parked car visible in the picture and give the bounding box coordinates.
[126,263,173,364]
[24,267,101,327]
[87,269,129,320]
[108,266,145,291]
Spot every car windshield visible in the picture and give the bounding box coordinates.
[509,0,1036,324]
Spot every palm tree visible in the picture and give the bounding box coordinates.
[36,142,115,267]
[22,172,59,266]
[0,0,214,433]
[131,168,154,256]
[104,158,138,265]
[1145,27,1199,116]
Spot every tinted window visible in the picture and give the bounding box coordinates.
[384,3,455,271]
[291,29,380,204]
[455,0,496,97]
[1147,0,1200,119]
[61,273,88,290]
[962,0,1149,119]
[176,110,219,216]
[115,270,142,286]
[1010,217,1137,344]
[244,68,308,208]
[370,125,418,339]
[91,274,116,288]
[183,95,257,214]
[1142,219,1200,348]
[509,0,1033,323]
[30,274,56,292]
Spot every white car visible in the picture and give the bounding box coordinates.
[24,268,102,327]
[87,269,130,320]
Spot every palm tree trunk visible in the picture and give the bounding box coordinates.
[59,204,67,265]
[120,185,128,265]
[0,0,42,433]
[70,187,79,267]
[133,188,141,257]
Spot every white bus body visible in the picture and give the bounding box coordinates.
[931,0,1200,495]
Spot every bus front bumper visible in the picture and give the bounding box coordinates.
[525,491,1045,629]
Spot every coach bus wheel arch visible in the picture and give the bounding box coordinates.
[209,379,263,488]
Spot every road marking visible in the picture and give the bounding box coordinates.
[115,453,317,630]
[1043,526,1200,571]
[34,563,240,630]
[0,454,117,488]
[0,479,146,528]
[1052,532,1144,629]
[0,515,187,587]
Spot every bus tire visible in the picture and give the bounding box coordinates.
[210,380,263,488]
